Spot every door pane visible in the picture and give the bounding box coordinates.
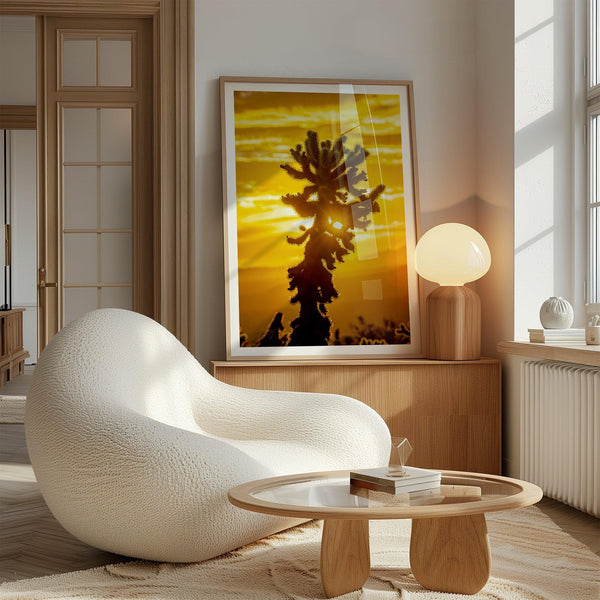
[64,287,97,325]
[99,39,132,87]
[64,165,97,228]
[101,232,131,283]
[100,166,131,228]
[50,17,153,340]
[100,108,131,161]
[63,38,96,87]
[101,286,132,310]
[63,108,97,162]
[64,232,97,284]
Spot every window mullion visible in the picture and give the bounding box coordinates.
[587,0,600,302]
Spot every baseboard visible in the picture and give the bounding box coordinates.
[0,396,26,423]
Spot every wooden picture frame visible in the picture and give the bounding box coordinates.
[220,77,422,360]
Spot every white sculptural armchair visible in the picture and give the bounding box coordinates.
[25,309,390,563]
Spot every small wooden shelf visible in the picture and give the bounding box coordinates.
[0,309,30,387]
[212,357,502,475]
[497,341,600,368]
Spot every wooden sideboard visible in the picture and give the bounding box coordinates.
[0,308,29,386]
[212,358,501,475]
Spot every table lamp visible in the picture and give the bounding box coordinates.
[414,223,491,360]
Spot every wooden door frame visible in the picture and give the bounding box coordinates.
[0,106,36,129]
[0,0,195,353]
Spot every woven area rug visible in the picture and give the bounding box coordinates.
[1,506,598,600]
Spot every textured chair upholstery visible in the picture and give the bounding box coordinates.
[25,309,390,563]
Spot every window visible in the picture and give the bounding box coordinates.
[588,0,600,301]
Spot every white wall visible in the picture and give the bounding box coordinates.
[475,1,515,360]
[474,0,516,473]
[1,16,38,363]
[11,130,38,363]
[194,0,480,367]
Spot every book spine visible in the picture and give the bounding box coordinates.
[350,479,396,494]
[350,477,441,494]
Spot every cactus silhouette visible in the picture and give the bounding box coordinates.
[280,130,384,346]
[258,312,288,346]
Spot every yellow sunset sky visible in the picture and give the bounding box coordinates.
[234,90,410,346]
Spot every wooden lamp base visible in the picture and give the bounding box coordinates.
[426,286,481,360]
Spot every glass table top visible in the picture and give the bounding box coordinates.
[249,473,522,510]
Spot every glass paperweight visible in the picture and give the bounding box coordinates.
[387,437,413,477]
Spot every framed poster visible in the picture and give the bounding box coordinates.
[220,77,422,359]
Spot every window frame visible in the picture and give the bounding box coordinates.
[587,0,600,305]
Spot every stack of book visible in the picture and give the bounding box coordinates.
[528,328,585,343]
[349,466,441,494]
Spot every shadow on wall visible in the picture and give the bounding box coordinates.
[196,79,226,369]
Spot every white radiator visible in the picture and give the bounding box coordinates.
[521,361,599,517]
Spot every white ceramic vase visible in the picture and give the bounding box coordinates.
[539,296,574,329]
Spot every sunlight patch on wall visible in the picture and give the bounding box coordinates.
[514,147,554,248]
[515,232,554,337]
[515,18,554,132]
[514,0,553,38]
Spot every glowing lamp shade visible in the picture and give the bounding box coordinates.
[415,223,491,360]
[414,223,491,286]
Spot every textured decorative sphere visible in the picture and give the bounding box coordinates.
[414,223,491,286]
[539,297,574,329]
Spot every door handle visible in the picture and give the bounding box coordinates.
[38,267,57,289]
[5,224,10,267]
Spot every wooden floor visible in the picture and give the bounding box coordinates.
[0,366,33,424]
[0,365,33,398]
[1,421,598,584]
[536,496,600,555]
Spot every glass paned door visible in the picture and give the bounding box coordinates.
[40,16,153,348]
[61,106,133,326]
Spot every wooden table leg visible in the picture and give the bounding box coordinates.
[410,513,491,595]
[320,519,370,598]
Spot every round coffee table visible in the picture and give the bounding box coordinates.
[229,469,543,597]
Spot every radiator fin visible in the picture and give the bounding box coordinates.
[520,361,599,517]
